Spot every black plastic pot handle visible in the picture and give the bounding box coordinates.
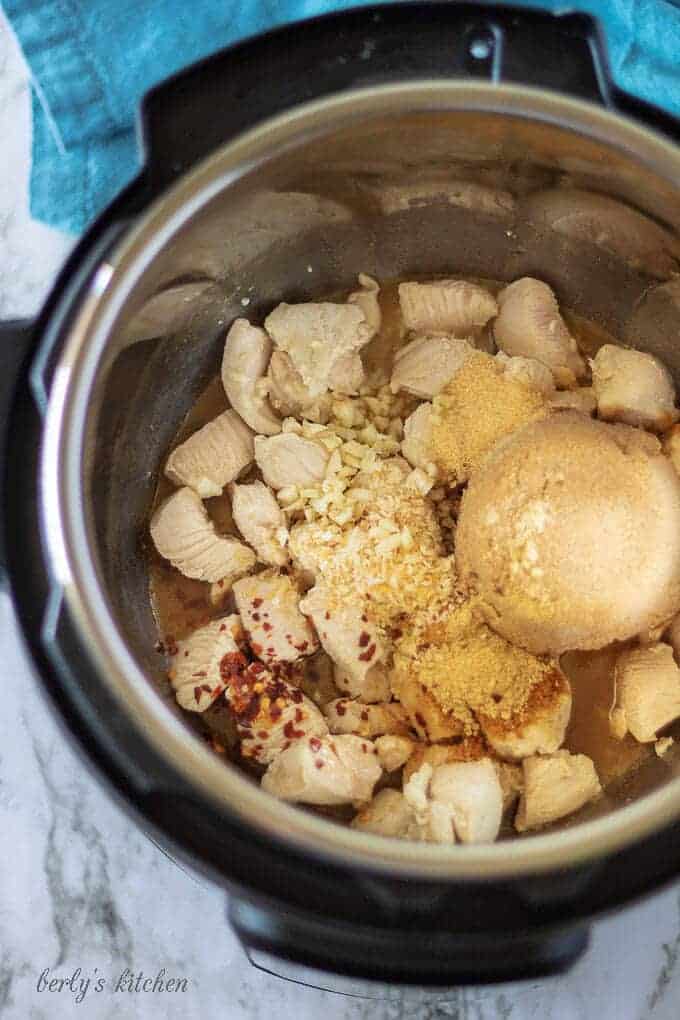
[0,321,35,580]
[229,896,588,990]
[140,2,618,193]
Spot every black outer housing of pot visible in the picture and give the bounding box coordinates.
[3,2,680,989]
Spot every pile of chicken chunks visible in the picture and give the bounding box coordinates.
[150,269,680,846]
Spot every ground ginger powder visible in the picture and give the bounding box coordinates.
[431,352,548,484]
[393,597,558,736]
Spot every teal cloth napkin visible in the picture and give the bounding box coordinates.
[3,0,680,235]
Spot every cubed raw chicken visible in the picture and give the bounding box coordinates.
[220,657,327,763]
[323,697,411,737]
[515,750,601,832]
[401,402,434,470]
[610,643,680,743]
[299,585,391,702]
[403,759,503,844]
[222,318,281,435]
[267,351,332,422]
[493,278,586,388]
[327,354,365,395]
[374,734,416,772]
[351,788,419,838]
[402,738,486,784]
[478,670,572,760]
[168,615,243,712]
[392,673,464,742]
[254,433,329,490]
[165,409,254,497]
[230,480,289,566]
[590,344,678,432]
[390,335,474,398]
[150,487,256,583]
[348,274,381,338]
[265,300,372,399]
[495,352,556,396]
[398,280,497,335]
[548,387,597,415]
[233,571,318,664]
[261,734,382,805]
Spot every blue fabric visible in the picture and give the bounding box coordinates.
[3,0,680,234]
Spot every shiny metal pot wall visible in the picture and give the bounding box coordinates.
[6,2,680,988]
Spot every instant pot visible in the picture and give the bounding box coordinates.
[4,2,680,994]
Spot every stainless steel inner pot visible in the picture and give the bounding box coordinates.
[41,81,680,880]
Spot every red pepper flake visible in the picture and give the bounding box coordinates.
[360,709,369,721]
[257,730,269,739]
[315,760,325,769]
[193,686,203,702]
[184,650,189,658]
[361,743,368,753]
[262,621,272,632]
[309,736,322,752]
[283,720,305,740]
[250,661,265,675]
[295,708,304,723]
[358,643,376,662]
[252,612,261,622]
[270,704,283,721]
[192,670,207,677]
[220,651,248,678]
[336,701,347,716]
[201,684,212,693]
[219,623,227,632]
[358,631,370,648]
[361,614,368,623]
[252,598,263,608]
[324,611,330,620]
[282,740,291,751]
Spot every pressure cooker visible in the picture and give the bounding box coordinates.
[4,2,680,994]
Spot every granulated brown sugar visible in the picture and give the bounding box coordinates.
[431,351,548,484]
[393,598,558,736]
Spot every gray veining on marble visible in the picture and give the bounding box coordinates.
[1,9,680,1017]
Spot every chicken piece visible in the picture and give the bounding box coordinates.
[495,352,556,396]
[522,188,680,280]
[493,278,586,387]
[221,657,327,763]
[374,734,416,772]
[230,480,289,566]
[478,670,572,761]
[390,335,474,398]
[402,737,487,784]
[164,409,254,498]
[265,301,372,399]
[610,643,680,743]
[351,788,419,838]
[590,344,678,432]
[221,318,281,435]
[398,280,498,336]
[403,760,503,844]
[548,387,597,415]
[327,353,365,395]
[401,402,434,470]
[323,698,410,738]
[348,273,381,338]
[261,734,382,805]
[299,586,391,702]
[168,616,243,712]
[392,673,464,741]
[515,750,601,832]
[233,571,318,664]
[495,761,524,814]
[267,351,332,423]
[254,433,329,490]
[150,487,256,583]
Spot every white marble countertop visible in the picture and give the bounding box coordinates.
[2,11,680,1018]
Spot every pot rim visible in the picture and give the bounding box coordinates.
[40,79,680,880]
